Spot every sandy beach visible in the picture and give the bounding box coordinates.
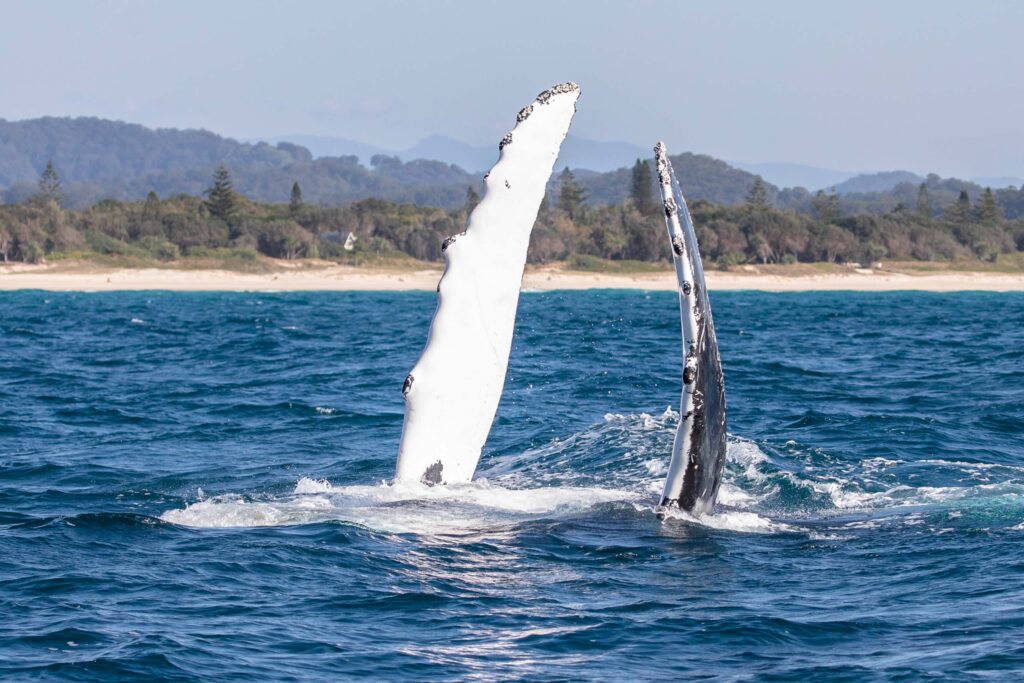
[2,262,1023,292]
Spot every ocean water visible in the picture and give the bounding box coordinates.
[2,289,1023,681]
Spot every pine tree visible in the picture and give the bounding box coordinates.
[37,160,63,206]
[745,177,769,211]
[204,165,238,220]
[464,185,480,213]
[916,183,932,223]
[630,159,654,214]
[976,188,1000,225]
[142,191,161,220]
[946,190,972,224]
[289,182,303,217]
[557,168,587,220]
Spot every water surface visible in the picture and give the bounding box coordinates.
[2,290,1023,680]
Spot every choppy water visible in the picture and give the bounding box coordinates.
[2,290,1023,681]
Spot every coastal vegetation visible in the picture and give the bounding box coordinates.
[1,162,1022,270]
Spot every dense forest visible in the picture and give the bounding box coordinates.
[1,162,1022,268]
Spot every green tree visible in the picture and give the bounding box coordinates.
[630,159,654,215]
[204,165,238,220]
[813,224,858,263]
[464,185,480,213]
[0,221,11,262]
[557,168,587,220]
[747,232,772,264]
[745,177,769,212]
[945,190,972,225]
[22,241,45,264]
[812,190,839,224]
[142,191,161,220]
[289,181,303,217]
[257,220,313,260]
[976,187,1000,225]
[916,183,932,223]
[36,161,63,206]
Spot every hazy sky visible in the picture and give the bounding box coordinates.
[1,0,1020,177]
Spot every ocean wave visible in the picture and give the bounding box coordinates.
[159,409,1024,536]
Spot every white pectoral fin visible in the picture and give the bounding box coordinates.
[394,83,580,485]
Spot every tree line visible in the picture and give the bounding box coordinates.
[1,162,1021,266]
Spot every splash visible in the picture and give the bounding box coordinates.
[163,410,1024,536]
[161,477,633,535]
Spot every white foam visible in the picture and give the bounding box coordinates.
[862,457,901,470]
[808,531,852,541]
[293,477,334,493]
[659,506,791,534]
[810,480,909,509]
[810,480,1024,512]
[716,482,759,508]
[919,459,1003,469]
[161,478,634,535]
[643,459,667,476]
[603,406,677,427]
[726,437,771,482]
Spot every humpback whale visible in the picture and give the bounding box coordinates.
[394,82,580,486]
[654,142,727,516]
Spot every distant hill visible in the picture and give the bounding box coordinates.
[0,116,760,208]
[1,116,1020,219]
[832,170,924,195]
[258,132,649,173]
[0,117,479,209]
[400,135,495,174]
[567,152,778,207]
[730,161,857,191]
[259,134,390,162]
[972,176,1023,190]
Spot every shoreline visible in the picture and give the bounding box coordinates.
[2,262,1024,292]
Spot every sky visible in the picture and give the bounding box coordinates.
[1,0,1021,177]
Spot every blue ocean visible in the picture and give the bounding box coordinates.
[2,289,1023,681]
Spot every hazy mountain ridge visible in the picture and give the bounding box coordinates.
[567,152,778,206]
[0,117,1020,218]
[257,132,650,174]
[730,161,857,192]
[0,117,478,209]
[833,171,924,195]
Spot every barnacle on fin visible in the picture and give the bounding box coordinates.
[683,367,696,384]
[654,142,671,185]
[441,231,466,253]
[536,81,579,105]
[421,461,443,485]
